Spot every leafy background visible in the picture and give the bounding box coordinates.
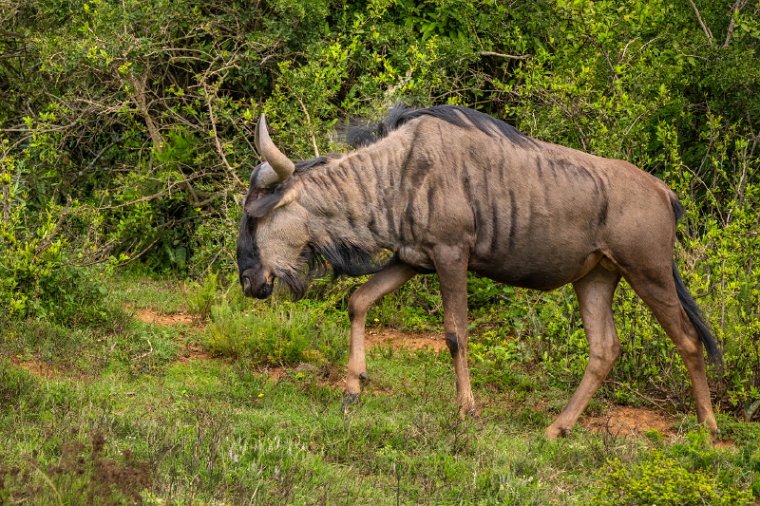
[0,0,759,502]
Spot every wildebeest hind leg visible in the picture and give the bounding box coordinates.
[623,269,718,435]
[343,263,416,413]
[546,264,621,439]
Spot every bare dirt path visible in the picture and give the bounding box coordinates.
[132,308,199,327]
[365,328,448,352]
[9,357,61,379]
[581,405,676,437]
[130,307,210,361]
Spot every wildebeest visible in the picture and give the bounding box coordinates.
[237,105,721,438]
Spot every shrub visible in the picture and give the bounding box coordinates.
[205,298,346,368]
[595,451,753,505]
[0,140,111,326]
[594,430,754,505]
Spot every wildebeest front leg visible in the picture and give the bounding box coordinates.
[343,263,416,413]
[546,264,621,438]
[433,245,476,416]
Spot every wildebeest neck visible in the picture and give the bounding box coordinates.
[295,142,411,276]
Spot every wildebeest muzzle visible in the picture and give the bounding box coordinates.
[240,269,273,299]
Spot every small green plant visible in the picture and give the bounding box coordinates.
[185,271,221,319]
[368,276,442,331]
[0,360,40,410]
[205,298,346,367]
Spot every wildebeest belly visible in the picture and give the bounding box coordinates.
[467,203,605,290]
[470,253,598,291]
[397,239,601,291]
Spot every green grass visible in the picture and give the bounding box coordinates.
[0,273,757,505]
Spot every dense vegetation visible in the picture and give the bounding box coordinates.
[1,0,759,502]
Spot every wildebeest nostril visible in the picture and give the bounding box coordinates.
[256,282,273,299]
[240,271,273,299]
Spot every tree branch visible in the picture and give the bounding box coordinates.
[35,201,71,258]
[687,0,715,44]
[297,96,320,158]
[126,71,164,149]
[722,0,749,49]
[479,51,532,60]
[202,81,245,190]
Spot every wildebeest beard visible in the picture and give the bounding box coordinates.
[276,240,389,300]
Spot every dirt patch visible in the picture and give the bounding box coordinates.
[128,306,211,363]
[52,431,151,504]
[366,328,447,352]
[262,366,289,381]
[261,364,344,387]
[713,439,738,449]
[175,341,212,363]
[260,364,396,397]
[9,357,60,379]
[582,405,675,436]
[132,307,199,327]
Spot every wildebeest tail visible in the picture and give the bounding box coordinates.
[672,263,722,365]
[670,196,722,365]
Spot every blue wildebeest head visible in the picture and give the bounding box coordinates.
[236,115,310,299]
[236,115,382,300]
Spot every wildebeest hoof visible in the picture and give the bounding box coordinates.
[359,371,369,383]
[342,392,360,414]
[544,425,571,439]
[458,405,478,418]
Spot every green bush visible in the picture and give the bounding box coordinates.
[594,431,755,505]
[185,271,223,320]
[0,140,111,326]
[594,453,752,505]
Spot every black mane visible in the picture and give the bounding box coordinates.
[276,240,389,301]
[286,106,532,178]
[347,104,533,148]
[312,240,388,278]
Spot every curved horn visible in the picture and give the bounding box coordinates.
[255,114,295,182]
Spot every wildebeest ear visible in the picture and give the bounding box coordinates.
[245,192,284,218]
[244,187,298,218]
